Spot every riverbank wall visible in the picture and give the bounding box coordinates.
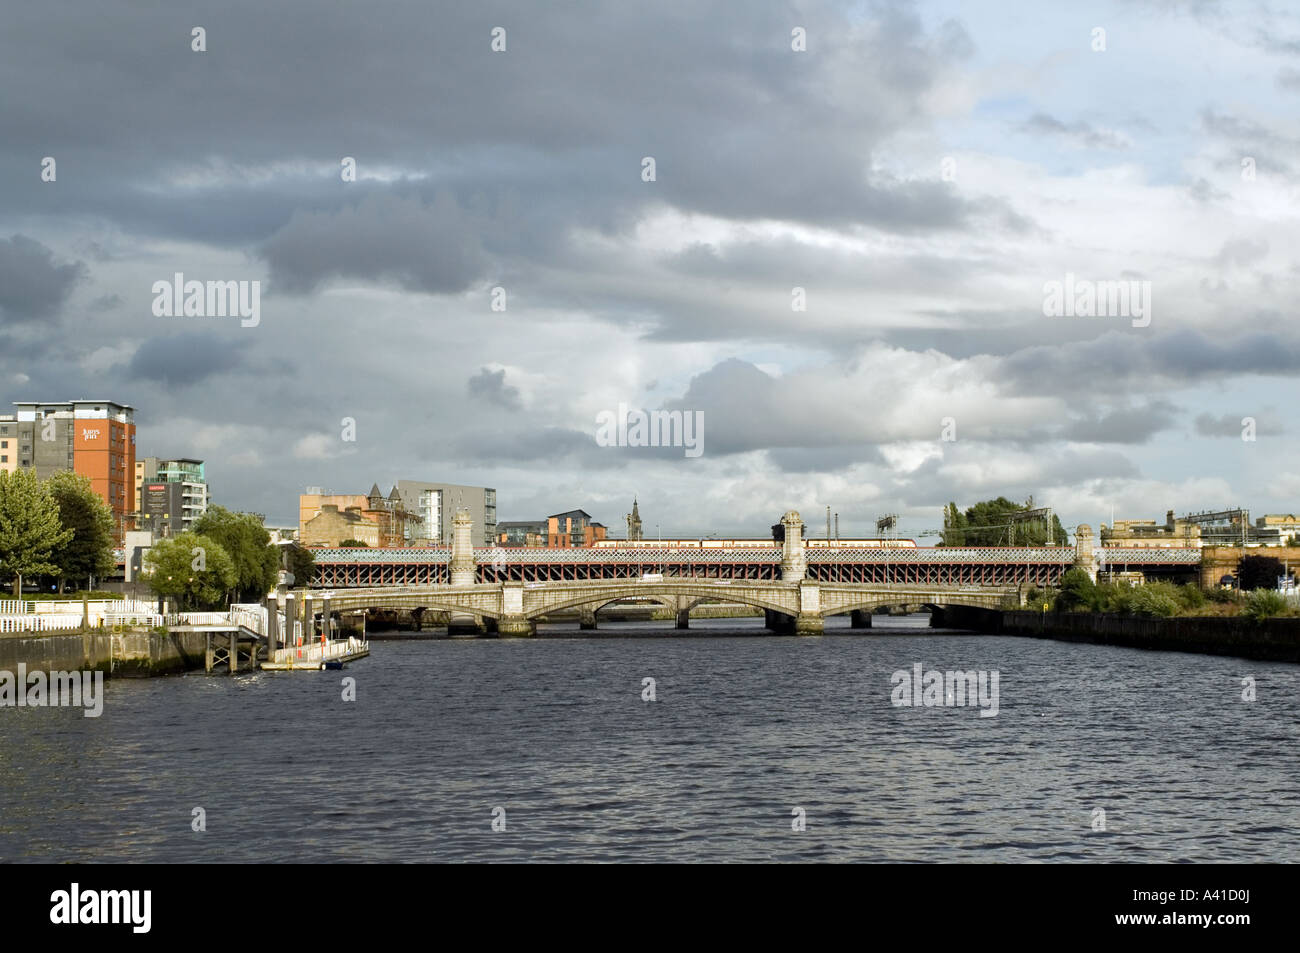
[999,610,1299,663]
[0,629,210,676]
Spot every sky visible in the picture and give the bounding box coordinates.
[1,0,1297,540]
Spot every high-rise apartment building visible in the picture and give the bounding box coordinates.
[392,481,497,546]
[7,400,136,537]
[136,456,209,536]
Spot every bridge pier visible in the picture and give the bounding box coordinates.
[498,616,534,637]
[676,609,690,629]
[850,609,872,629]
[497,586,533,637]
[794,613,824,636]
[579,608,598,630]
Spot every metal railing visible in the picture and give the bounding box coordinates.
[0,614,85,633]
[270,636,367,666]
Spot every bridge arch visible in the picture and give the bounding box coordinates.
[325,591,503,620]
[522,584,797,621]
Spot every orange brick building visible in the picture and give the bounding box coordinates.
[9,400,136,539]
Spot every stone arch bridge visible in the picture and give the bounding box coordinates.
[278,510,1196,637]
[308,578,1013,636]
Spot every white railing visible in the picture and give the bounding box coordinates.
[165,611,231,626]
[104,612,164,629]
[0,599,34,615]
[0,614,85,633]
[29,599,156,616]
[270,636,367,666]
[230,604,268,636]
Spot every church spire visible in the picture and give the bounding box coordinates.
[626,497,643,541]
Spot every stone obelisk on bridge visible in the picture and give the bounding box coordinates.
[447,508,481,634]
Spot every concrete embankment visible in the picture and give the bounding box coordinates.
[999,610,1300,663]
[0,629,210,676]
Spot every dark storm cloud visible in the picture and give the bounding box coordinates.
[260,191,489,294]
[467,367,522,411]
[446,426,608,468]
[0,235,85,322]
[127,333,253,388]
[0,0,993,248]
[998,327,1300,396]
[1060,402,1180,444]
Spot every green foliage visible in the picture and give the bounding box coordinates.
[1208,586,1243,605]
[45,470,116,591]
[1127,585,1179,618]
[338,539,369,548]
[1055,568,1099,611]
[0,469,75,596]
[1243,589,1288,622]
[940,496,1067,546]
[1237,555,1286,592]
[1176,583,1206,611]
[940,502,967,546]
[285,544,316,586]
[143,532,237,610]
[192,506,278,602]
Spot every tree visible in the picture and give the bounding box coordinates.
[338,538,369,548]
[940,502,967,546]
[144,532,237,610]
[1237,554,1285,591]
[1054,568,1099,612]
[0,469,74,596]
[191,506,278,602]
[939,496,1067,546]
[285,543,316,586]
[46,470,115,593]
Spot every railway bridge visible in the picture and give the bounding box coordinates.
[283,510,1200,637]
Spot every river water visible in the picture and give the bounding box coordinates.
[1,614,1296,862]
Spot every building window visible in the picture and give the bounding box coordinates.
[0,441,6,448]
[1,456,6,463]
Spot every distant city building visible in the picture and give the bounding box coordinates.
[1178,508,1292,547]
[391,481,497,546]
[494,509,607,548]
[1100,507,1300,549]
[1101,510,1203,549]
[1253,514,1300,547]
[497,520,546,547]
[135,457,209,536]
[0,415,15,475]
[5,400,136,539]
[263,525,298,545]
[301,504,383,548]
[547,510,606,547]
[299,484,422,547]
